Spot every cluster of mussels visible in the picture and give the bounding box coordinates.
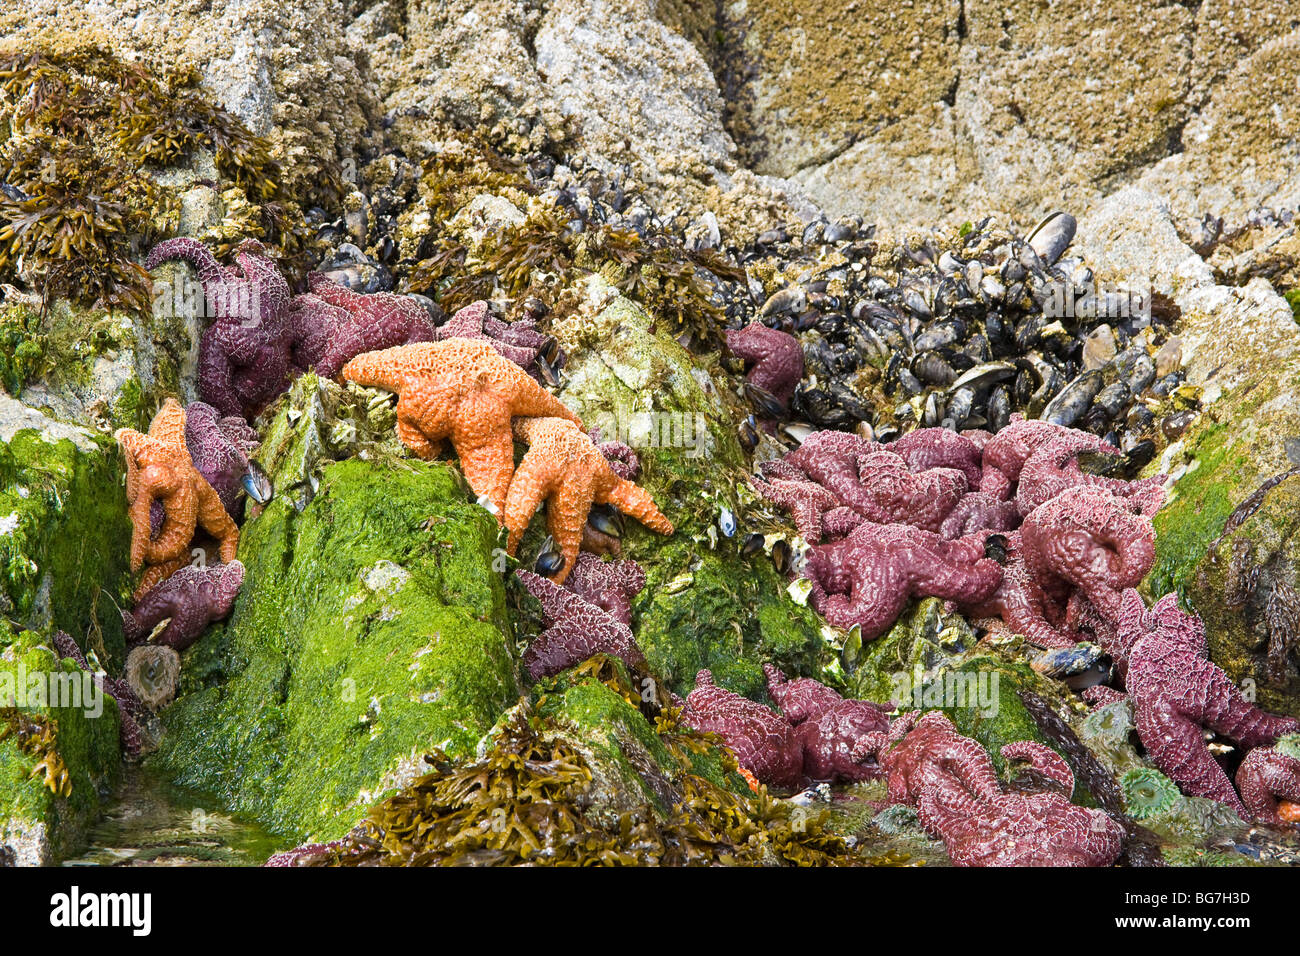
[723,212,1197,466]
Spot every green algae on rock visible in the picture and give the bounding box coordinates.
[551,282,828,697]
[151,450,519,844]
[0,410,132,654]
[1,625,124,865]
[301,661,868,866]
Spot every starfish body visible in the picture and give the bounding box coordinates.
[802,520,1003,639]
[725,322,804,411]
[859,711,1123,866]
[1236,745,1300,824]
[564,552,645,627]
[505,418,672,584]
[939,492,1021,539]
[341,340,581,516]
[302,273,439,379]
[515,570,646,678]
[116,399,239,599]
[680,669,805,790]
[1016,436,1166,517]
[891,428,985,489]
[146,239,298,420]
[979,416,1108,500]
[1104,589,1300,816]
[123,561,245,652]
[434,301,552,378]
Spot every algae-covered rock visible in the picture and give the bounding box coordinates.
[1,626,124,865]
[0,404,132,654]
[152,431,519,843]
[844,599,1082,788]
[552,280,828,697]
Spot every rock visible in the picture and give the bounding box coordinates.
[1076,189,1300,717]
[0,399,132,645]
[150,388,519,844]
[1,627,124,865]
[552,280,828,697]
[718,0,962,178]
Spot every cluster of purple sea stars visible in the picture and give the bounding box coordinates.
[857,711,1125,866]
[676,667,890,789]
[754,417,1166,644]
[1084,589,1300,819]
[146,238,457,420]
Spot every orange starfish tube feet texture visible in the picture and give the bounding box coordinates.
[340,339,582,516]
[115,398,240,598]
[505,417,673,584]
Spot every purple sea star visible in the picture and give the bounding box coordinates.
[122,560,245,652]
[979,416,1106,501]
[300,272,439,379]
[679,669,805,790]
[858,711,1124,867]
[1094,589,1300,816]
[1016,436,1165,517]
[433,301,554,379]
[891,428,985,490]
[146,238,297,420]
[725,322,804,413]
[515,569,647,678]
[564,552,645,628]
[763,665,889,783]
[1236,744,1300,824]
[803,520,1002,639]
[148,400,258,535]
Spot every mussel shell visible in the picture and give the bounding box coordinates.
[534,547,566,576]
[1025,211,1077,267]
[587,503,625,538]
[740,532,765,558]
[1042,369,1104,427]
[771,539,793,575]
[744,381,788,419]
[984,534,1010,565]
[242,462,274,505]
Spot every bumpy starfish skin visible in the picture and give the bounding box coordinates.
[751,475,849,542]
[1236,745,1300,824]
[979,416,1108,500]
[590,429,640,480]
[341,340,581,515]
[505,418,672,585]
[680,670,805,790]
[515,570,647,678]
[763,663,845,724]
[724,322,804,408]
[52,632,148,757]
[1016,436,1166,517]
[964,531,1078,648]
[116,399,239,598]
[564,552,645,627]
[891,428,985,489]
[305,273,439,378]
[147,239,297,419]
[1020,486,1156,626]
[764,432,968,532]
[803,520,1002,639]
[1104,588,1300,815]
[123,561,245,652]
[433,301,548,374]
[860,712,1123,866]
[939,492,1021,539]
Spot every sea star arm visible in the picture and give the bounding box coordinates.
[1135,699,1247,813]
[597,477,673,536]
[455,429,517,519]
[504,453,565,556]
[194,478,240,563]
[395,414,444,460]
[1001,741,1074,792]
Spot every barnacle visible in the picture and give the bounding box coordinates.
[0,705,72,797]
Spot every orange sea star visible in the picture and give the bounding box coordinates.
[504,417,673,584]
[115,398,239,598]
[340,339,581,516]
